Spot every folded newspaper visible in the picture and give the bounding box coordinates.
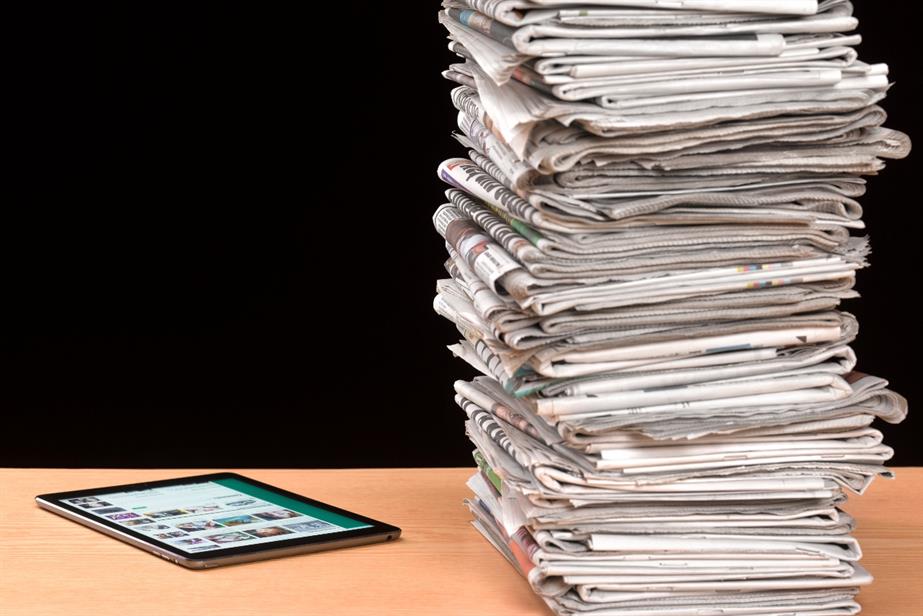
[432,2,910,615]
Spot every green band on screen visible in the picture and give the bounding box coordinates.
[214,478,370,529]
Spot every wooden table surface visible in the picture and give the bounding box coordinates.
[1,468,920,616]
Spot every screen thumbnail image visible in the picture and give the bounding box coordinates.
[154,531,189,540]
[136,524,172,531]
[91,507,125,515]
[283,520,338,533]
[212,515,261,527]
[67,497,113,509]
[122,518,155,527]
[254,509,301,521]
[173,537,210,546]
[148,509,188,519]
[174,520,225,532]
[107,512,140,521]
[182,505,222,514]
[225,499,258,507]
[205,531,254,544]
[245,526,293,539]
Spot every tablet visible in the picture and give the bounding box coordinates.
[36,472,401,568]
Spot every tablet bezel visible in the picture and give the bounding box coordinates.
[36,472,401,562]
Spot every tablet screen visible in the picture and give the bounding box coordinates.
[61,477,373,554]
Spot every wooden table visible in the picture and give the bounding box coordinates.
[1,468,920,616]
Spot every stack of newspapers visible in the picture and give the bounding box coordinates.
[432,1,910,615]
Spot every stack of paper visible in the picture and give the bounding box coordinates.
[432,1,910,615]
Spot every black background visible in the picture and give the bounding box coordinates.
[6,3,919,467]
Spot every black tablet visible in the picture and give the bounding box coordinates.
[36,472,401,568]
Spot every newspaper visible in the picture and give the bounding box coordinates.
[433,3,909,615]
